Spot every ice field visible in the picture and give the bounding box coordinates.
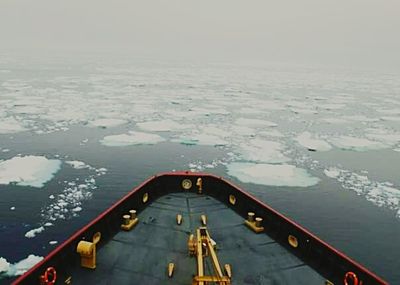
[0,55,400,283]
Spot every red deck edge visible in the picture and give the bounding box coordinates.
[13,171,388,284]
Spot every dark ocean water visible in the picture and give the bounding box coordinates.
[0,126,399,284]
[0,55,399,284]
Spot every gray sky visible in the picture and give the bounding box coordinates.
[1,0,399,68]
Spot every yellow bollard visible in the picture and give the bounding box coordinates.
[121,209,139,231]
[176,214,183,225]
[245,213,264,233]
[76,232,101,269]
[168,262,175,277]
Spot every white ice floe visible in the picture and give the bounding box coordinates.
[0,118,27,134]
[365,131,400,146]
[329,136,388,151]
[227,162,320,187]
[88,118,127,128]
[237,139,290,163]
[10,207,15,211]
[323,167,341,179]
[235,118,277,128]
[324,166,400,218]
[65,160,89,169]
[0,255,43,277]
[100,131,165,146]
[0,156,61,187]
[342,115,380,122]
[137,119,190,132]
[321,118,347,124]
[24,226,45,238]
[41,162,107,222]
[174,134,229,147]
[49,241,58,245]
[380,116,400,122]
[295,132,332,152]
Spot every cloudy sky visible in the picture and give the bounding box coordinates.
[0,0,399,68]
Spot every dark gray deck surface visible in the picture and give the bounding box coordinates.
[72,192,325,284]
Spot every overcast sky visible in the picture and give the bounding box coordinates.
[1,0,399,68]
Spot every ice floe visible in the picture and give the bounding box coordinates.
[0,118,27,134]
[237,139,290,163]
[0,156,61,187]
[65,160,90,169]
[329,136,388,151]
[235,118,277,128]
[324,167,400,218]
[88,118,128,128]
[25,226,45,238]
[41,161,107,222]
[227,162,320,187]
[0,255,43,277]
[100,131,165,146]
[173,133,229,147]
[295,132,332,152]
[137,119,190,132]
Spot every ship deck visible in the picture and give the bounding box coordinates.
[71,192,325,284]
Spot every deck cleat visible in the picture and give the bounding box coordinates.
[76,232,101,269]
[176,214,183,225]
[121,209,139,231]
[245,212,264,233]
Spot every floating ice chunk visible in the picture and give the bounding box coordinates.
[365,132,400,145]
[342,115,379,122]
[137,119,190,132]
[49,241,58,245]
[88,118,127,128]
[65,160,89,169]
[100,131,165,146]
[329,136,388,151]
[380,116,400,122]
[376,108,400,115]
[10,206,15,211]
[238,139,290,163]
[174,134,229,146]
[0,118,27,134]
[258,129,284,138]
[319,103,346,110]
[0,156,61,187]
[0,257,10,273]
[324,167,341,178]
[322,118,347,124]
[1,255,43,276]
[25,226,45,238]
[232,126,257,136]
[295,132,332,152]
[72,206,82,212]
[290,108,318,115]
[236,118,277,128]
[227,163,320,187]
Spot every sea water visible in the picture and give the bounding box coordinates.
[0,53,399,283]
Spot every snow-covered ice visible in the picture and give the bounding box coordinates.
[235,118,278,128]
[100,131,165,146]
[329,136,388,151]
[0,118,27,134]
[295,132,332,152]
[227,162,320,187]
[0,255,43,277]
[237,139,290,163]
[88,118,128,128]
[0,156,61,187]
[65,160,89,169]
[137,119,190,132]
[24,226,45,238]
